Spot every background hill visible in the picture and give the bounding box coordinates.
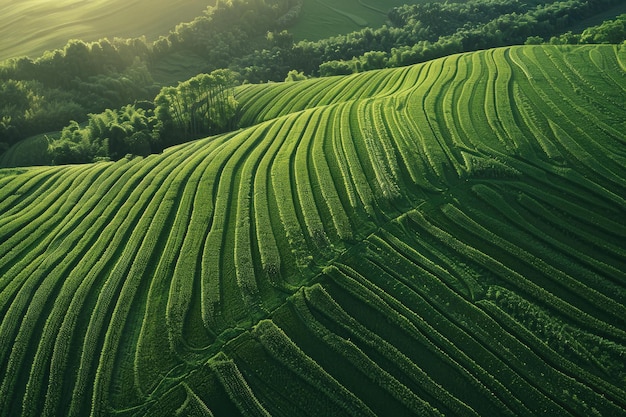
[1,44,625,417]
[0,0,216,62]
[2,0,624,160]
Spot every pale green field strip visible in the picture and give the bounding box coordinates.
[236,64,425,129]
[253,117,293,287]
[293,109,330,249]
[518,47,626,187]
[0,0,215,61]
[314,104,353,241]
[1,45,625,417]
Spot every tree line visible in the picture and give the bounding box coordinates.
[0,0,301,157]
[1,0,624,163]
[262,0,626,77]
[49,69,239,164]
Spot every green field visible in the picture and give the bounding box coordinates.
[1,44,626,416]
[0,0,214,61]
[291,0,435,41]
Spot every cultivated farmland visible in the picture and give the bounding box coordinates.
[0,0,215,61]
[289,0,433,41]
[1,45,625,416]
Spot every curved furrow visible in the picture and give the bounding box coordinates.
[0,166,93,271]
[166,133,236,354]
[269,111,314,273]
[514,191,626,277]
[518,47,626,190]
[356,99,401,202]
[495,48,539,156]
[421,53,467,176]
[362,234,572,417]
[455,51,493,155]
[469,183,626,305]
[302,284,480,417]
[381,92,439,193]
[201,129,267,330]
[314,104,353,242]
[252,116,293,288]
[133,147,221,397]
[1,45,625,417]
[327,102,360,212]
[321,263,525,417]
[482,49,516,155]
[233,123,273,318]
[560,46,626,139]
[0,166,60,216]
[293,109,331,251]
[25,158,178,417]
[251,319,377,417]
[0,163,113,302]
[288,287,444,417]
[66,154,187,417]
[442,53,479,154]
[88,151,194,415]
[401,58,454,185]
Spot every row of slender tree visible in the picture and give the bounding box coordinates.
[49,69,239,164]
[1,0,624,162]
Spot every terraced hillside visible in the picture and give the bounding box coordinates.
[1,44,626,417]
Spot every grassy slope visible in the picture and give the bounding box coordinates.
[0,0,215,61]
[0,0,447,62]
[1,45,626,417]
[290,0,435,41]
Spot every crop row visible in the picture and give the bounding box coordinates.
[209,353,271,417]
[321,262,526,417]
[252,319,375,417]
[362,235,568,416]
[470,184,626,307]
[1,45,624,416]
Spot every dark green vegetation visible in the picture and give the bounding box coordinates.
[1,0,624,163]
[1,44,625,416]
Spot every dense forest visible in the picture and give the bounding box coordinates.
[0,0,625,163]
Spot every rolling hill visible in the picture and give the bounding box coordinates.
[0,0,215,61]
[1,44,625,416]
